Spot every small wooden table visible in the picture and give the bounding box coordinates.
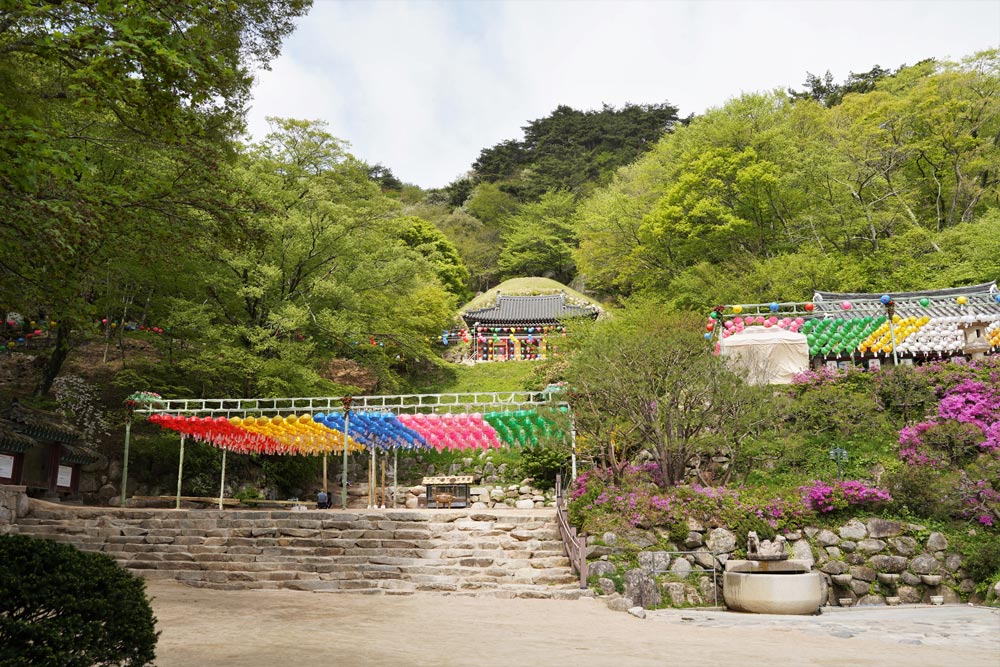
[422,475,473,508]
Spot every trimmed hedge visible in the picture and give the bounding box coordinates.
[0,534,158,667]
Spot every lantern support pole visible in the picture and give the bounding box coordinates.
[886,301,900,366]
[342,411,350,510]
[393,449,398,508]
[218,447,227,510]
[175,435,185,509]
[322,453,328,494]
[570,424,578,481]
[368,447,375,509]
[120,419,131,507]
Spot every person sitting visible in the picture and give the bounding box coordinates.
[316,490,331,509]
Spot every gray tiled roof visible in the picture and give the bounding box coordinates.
[463,293,598,325]
[813,282,1000,320]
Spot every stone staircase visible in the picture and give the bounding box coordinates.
[12,502,588,599]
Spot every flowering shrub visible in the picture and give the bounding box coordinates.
[897,379,999,465]
[53,375,112,446]
[799,479,892,513]
[568,463,822,535]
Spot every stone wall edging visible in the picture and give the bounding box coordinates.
[0,484,29,534]
[588,516,984,609]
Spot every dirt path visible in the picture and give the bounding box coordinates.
[148,582,999,667]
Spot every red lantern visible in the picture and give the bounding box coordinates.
[804,303,815,312]
[706,322,715,332]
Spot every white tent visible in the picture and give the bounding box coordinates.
[720,326,810,385]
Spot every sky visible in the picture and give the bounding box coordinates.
[246,0,1000,189]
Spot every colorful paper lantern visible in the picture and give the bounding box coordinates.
[732,305,743,314]
[769,302,779,312]
[841,301,852,310]
[956,296,968,305]
[804,303,814,312]
[880,294,891,305]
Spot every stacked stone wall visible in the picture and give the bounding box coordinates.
[589,517,984,610]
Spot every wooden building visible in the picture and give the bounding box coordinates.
[0,402,95,500]
[463,292,599,361]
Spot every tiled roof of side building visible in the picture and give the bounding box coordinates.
[463,293,599,324]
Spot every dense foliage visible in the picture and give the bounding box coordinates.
[574,51,1000,305]
[0,535,158,667]
[0,1,312,395]
[565,305,775,486]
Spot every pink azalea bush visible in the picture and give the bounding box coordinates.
[799,479,892,513]
[568,464,886,534]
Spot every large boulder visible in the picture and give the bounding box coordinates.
[868,555,908,573]
[589,560,618,578]
[705,528,737,554]
[815,529,840,546]
[839,520,867,540]
[637,551,672,574]
[624,569,661,609]
[791,539,815,565]
[926,532,948,551]
[909,553,940,575]
[866,518,902,539]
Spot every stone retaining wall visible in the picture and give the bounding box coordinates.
[589,517,983,610]
[399,483,555,510]
[0,484,30,534]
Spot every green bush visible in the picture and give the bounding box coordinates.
[0,535,158,667]
[956,532,1000,584]
[885,464,959,521]
[517,446,569,489]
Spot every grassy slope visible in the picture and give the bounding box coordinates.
[405,360,539,394]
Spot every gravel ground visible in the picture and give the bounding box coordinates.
[148,582,1000,667]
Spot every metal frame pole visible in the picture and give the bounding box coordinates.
[175,435,185,509]
[393,449,398,508]
[570,422,578,481]
[218,448,227,510]
[322,453,328,494]
[120,419,131,507]
[342,411,350,510]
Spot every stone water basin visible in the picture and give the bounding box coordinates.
[723,559,823,615]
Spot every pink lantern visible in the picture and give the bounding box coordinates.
[755,316,765,324]
[734,317,744,325]
[841,301,852,310]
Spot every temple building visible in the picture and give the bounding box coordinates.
[0,401,96,500]
[462,291,599,361]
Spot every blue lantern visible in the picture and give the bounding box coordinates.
[704,332,712,340]
[769,302,780,312]
[880,294,891,305]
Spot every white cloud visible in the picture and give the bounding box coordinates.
[247,0,1000,188]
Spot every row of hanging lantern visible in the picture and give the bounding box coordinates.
[147,409,561,455]
[708,292,1000,357]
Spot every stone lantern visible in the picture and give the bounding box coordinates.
[959,319,993,360]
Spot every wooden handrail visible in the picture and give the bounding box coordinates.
[554,474,587,589]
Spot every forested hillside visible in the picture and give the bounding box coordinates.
[1,5,997,502]
[574,52,1000,308]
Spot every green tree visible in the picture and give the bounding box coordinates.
[0,1,310,395]
[172,118,455,397]
[497,191,577,282]
[566,304,774,487]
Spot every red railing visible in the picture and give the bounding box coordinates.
[555,473,587,589]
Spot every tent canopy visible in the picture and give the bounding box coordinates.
[720,326,809,385]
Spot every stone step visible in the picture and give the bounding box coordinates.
[15,505,578,597]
